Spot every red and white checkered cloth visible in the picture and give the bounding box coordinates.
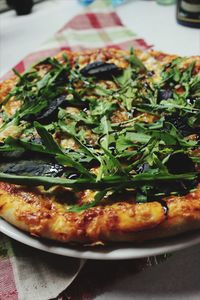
[2,2,150,81]
[0,1,152,299]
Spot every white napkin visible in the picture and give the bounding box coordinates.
[10,238,84,300]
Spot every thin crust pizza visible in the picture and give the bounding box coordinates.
[0,48,199,244]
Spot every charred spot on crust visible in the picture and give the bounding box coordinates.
[52,187,78,205]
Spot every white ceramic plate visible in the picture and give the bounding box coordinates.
[1,218,200,260]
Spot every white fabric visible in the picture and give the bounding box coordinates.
[9,238,85,300]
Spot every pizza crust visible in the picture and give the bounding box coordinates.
[0,182,200,244]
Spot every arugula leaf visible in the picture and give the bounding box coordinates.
[129,47,146,72]
[98,116,111,150]
[0,171,197,190]
[68,190,108,212]
[89,98,116,117]
[34,122,62,154]
[116,131,150,152]
[59,121,99,161]
[116,67,132,86]
[34,122,94,177]
[0,141,23,152]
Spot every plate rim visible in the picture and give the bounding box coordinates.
[1,218,200,260]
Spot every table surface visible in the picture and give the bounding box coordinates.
[0,0,200,77]
[0,1,200,299]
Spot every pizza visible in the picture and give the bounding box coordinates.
[0,48,199,245]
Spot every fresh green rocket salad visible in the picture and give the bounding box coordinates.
[0,49,199,211]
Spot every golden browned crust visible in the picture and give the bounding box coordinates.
[0,182,200,244]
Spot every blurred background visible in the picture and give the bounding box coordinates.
[0,0,199,77]
[0,0,46,12]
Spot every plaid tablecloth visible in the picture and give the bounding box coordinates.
[1,1,184,300]
[2,0,150,81]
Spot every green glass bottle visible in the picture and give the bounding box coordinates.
[156,0,175,5]
[177,0,200,28]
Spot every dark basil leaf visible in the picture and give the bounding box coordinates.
[165,113,197,136]
[80,61,122,79]
[0,160,64,177]
[165,152,195,174]
[23,95,67,124]
[0,150,25,162]
[157,89,173,102]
